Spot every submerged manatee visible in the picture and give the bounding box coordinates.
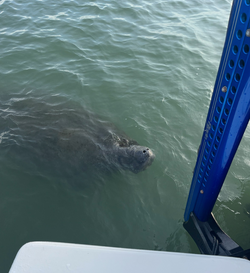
[0,96,154,176]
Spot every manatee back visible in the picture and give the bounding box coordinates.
[0,94,135,175]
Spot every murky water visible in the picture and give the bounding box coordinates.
[2,0,250,272]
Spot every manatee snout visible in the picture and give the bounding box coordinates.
[135,147,154,163]
[117,145,155,173]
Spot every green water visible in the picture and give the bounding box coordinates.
[2,0,250,271]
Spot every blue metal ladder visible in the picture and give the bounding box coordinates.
[185,0,250,223]
[184,0,250,258]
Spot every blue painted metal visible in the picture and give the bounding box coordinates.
[184,0,250,222]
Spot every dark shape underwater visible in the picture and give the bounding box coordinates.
[0,95,154,177]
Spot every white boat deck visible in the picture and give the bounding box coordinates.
[9,241,250,273]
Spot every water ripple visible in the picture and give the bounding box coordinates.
[0,0,241,271]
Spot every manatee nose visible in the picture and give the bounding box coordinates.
[142,148,154,159]
[139,147,155,165]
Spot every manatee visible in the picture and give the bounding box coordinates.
[0,95,154,176]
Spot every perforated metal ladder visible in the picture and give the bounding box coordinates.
[184,0,250,258]
[185,0,250,222]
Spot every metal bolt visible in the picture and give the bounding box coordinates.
[200,190,204,194]
[246,29,250,37]
[222,86,227,93]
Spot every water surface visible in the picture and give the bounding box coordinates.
[2,0,250,272]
